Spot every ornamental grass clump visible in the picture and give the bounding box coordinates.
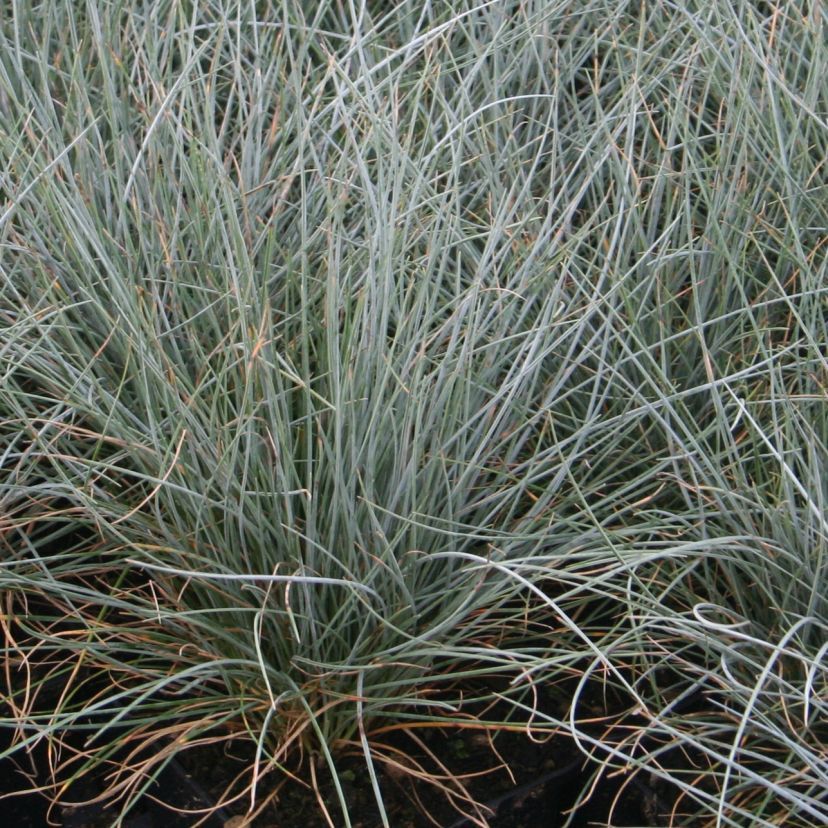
[1,1,826,826]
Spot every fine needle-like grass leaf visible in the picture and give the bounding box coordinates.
[1,2,825,826]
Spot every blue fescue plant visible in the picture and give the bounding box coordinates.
[1,1,825,826]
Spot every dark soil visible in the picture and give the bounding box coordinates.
[1,679,680,827]
[2,563,682,826]
[171,726,673,827]
[0,713,223,828]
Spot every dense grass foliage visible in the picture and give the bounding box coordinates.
[1,1,826,825]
